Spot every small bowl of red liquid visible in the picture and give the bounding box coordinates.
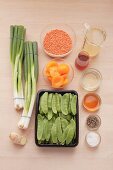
[83,93,101,112]
[75,51,90,71]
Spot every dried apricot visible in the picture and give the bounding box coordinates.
[58,64,70,75]
[52,76,64,88]
[49,66,59,77]
[46,61,58,69]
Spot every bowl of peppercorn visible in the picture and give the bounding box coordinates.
[86,114,101,131]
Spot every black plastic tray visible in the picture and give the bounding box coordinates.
[35,89,79,147]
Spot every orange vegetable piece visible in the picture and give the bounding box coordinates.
[52,76,64,88]
[58,64,70,75]
[46,61,58,69]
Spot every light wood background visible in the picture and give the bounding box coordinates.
[0,0,113,170]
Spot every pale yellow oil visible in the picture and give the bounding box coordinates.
[83,40,101,57]
[83,28,106,57]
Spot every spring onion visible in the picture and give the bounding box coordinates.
[10,25,26,110]
[18,41,38,129]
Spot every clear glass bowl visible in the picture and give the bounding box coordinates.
[80,68,102,91]
[43,58,74,89]
[40,24,76,58]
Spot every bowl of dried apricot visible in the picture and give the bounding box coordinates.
[41,24,75,58]
[43,59,74,89]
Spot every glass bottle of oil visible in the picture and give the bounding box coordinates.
[83,27,106,57]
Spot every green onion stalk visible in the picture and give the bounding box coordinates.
[18,42,38,129]
[10,25,26,110]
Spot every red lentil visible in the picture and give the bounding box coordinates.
[43,29,72,55]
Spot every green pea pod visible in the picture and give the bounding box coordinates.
[65,119,76,144]
[39,105,43,115]
[71,95,77,115]
[52,94,57,114]
[61,94,70,115]
[68,93,73,114]
[50,133,53,144]
[62,125,69,143]
[47,109,53,120]
[45,119,53,141]
[37,115,43,141]
[65,127,75,145]
[39,96,43,114]
[55,117,63,143]
[51,123,58,143]
[41,92,48,114]
[70,119,76,128]
[70,119,76,139]
[59,112,72,121]
[41,119,48,141]
[59,94,62,107]
[56,93,61,112]
[61,117,69,131]
[48,93,53,109]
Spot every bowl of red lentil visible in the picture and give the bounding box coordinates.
[41,24,75,58]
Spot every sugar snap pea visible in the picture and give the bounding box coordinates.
[49,135,53,144]
[62,125,70,143]
[52,94,57,114]
[55,117,63,143]
[65,119,76,144]
[39,96,43,114]
[45,119,53,141]
[70,119,76,128]
[51,123,58,143]
[61,94,70,115]
[58,94,61,108]
[48,93,53,109]
[47,109,53,120]
[61,118,69,131]
[65,126,75,145]
[37,115,43,140]
[55,93,61,112]
[41,92,48,114]
[68,93,73,114]
[42,119,48,141]
[70,119,76,139]
[39,105,44,115]
[59,112,71,121]
[71,95,77,115]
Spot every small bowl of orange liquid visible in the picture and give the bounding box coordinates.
[83,93,101,112]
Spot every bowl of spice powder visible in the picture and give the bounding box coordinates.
[41,24,75,58]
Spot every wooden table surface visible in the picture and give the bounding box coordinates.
[0,0,113,170]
